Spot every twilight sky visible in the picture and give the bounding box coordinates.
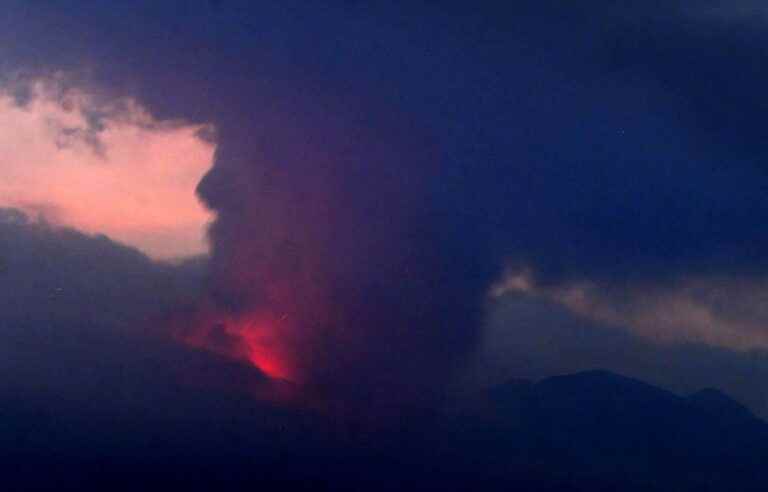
[0,77,214,260]
[2,1,768,417]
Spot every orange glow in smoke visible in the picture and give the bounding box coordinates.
[176,307,299,383]
[231,314,296,381]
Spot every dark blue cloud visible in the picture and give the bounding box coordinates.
[5,0,768,408]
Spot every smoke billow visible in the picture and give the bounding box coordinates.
[173,102,489,411]
[8,1,768,416]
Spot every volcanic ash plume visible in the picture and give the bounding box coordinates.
[172,104,486,411]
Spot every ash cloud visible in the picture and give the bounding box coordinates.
[0,207,290,417]
[190,99,481,407]
[479,271,768,418]
[5,0,768,411]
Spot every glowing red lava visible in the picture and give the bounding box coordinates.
[175,307,299,383]
[229,314,295,381]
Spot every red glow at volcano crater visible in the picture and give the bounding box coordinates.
[232,315,296,381]
[175,308,300,383]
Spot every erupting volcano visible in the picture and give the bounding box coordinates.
[162,99,484,412]
[174,305,301,383]
[235,315,294,381]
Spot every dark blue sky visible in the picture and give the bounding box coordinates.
[2,1,768,416]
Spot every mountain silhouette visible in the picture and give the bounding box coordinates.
[4,369,768,491]
[687,387,758,422]
[439,370,768,491]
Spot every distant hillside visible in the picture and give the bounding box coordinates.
[438,370,768,491]
[3,369,767,491]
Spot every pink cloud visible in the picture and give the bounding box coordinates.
[489,267,768,351]
[0,79,215,260]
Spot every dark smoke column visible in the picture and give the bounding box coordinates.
[186,96,486,414]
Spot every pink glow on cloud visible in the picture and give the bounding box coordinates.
[489,267,768,351]
[0,79,215,260]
